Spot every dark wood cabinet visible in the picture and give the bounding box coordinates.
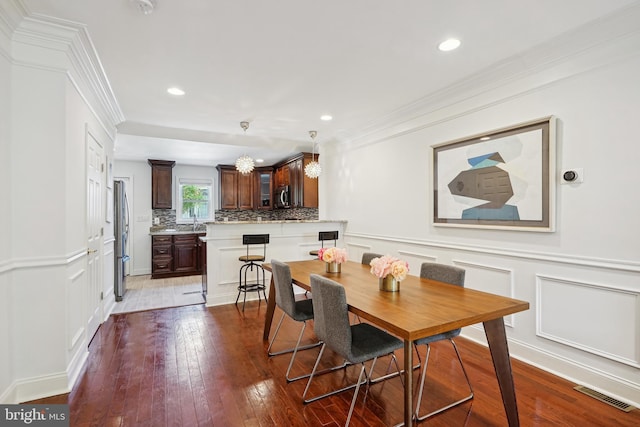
[255,168,273,209]
[273,153,318,208]
[217,165,272,210]
[148,159,175,209]
[151,233,205,278]
[151,235,173,276]
[219,167,238,210]
[237,171,254,209]
[173,234,199,273]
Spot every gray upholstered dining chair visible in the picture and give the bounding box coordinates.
[267,260,322,382]
[361,252,382,265]
[303,274,403,426]
[414,262,474,420]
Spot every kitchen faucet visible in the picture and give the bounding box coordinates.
[192,215,198,231]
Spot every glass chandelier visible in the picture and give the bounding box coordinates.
[304,130,322,179]
[235,121,255,174]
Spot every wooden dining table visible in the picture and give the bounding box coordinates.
[262,260,529,427]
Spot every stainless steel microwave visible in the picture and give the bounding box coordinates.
[275,185,290,208]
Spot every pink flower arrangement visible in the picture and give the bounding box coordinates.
[318,247,348,264]
[369,255,409,281]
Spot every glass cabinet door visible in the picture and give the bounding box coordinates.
[257,171,272,209]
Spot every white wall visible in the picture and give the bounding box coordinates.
[321,13,640,406]
[0,2,120,403]
[113,159,216,276]
[0,9,13,402]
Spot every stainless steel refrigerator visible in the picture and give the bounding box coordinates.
[114,180,130,301]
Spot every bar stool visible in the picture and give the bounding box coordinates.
[309,231,339,257]
[236,234,269,310]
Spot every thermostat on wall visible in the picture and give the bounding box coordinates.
[560,168,584,184]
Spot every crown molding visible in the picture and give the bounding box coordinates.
[2,0,124,134]
[337,2,640,147]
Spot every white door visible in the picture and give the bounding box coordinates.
[87,129,103,341]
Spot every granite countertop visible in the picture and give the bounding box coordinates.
[150,220,347,234]
[204,219,347,225]
[149,229,206,236]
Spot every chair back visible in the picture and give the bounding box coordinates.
[361,252,383,265]
[242,234,269,258]
[420,262,465,287]
[310,274,352,359]
[271,260,296,317]
[318,230,338,249]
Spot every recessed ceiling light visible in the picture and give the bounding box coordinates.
[438,38,461,52]
[320,115,333,121]
[167,87,185,96]
[255,159,264,163]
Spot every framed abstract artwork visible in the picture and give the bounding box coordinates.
[433,116,556,232]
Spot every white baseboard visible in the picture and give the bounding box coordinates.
[0,372,70,404]
[205,291,267,307]
[462,327,640,408]
[66,348,89,393]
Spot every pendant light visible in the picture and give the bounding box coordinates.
[235,121,255,174]
[304,130,322,179]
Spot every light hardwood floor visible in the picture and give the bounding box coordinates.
[112,274,205,314]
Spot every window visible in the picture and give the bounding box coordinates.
[177,178,213,223]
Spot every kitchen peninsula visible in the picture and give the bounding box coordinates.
[202,220,347,306]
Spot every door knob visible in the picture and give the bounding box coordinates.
[87,249,98,254]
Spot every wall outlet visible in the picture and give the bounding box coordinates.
[153,217,160,225]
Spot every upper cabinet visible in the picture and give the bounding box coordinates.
[274,153,318,208]
[218,166,239,210]
[148,159,175,209]
[255,168,273,210]
[217,153,316,210]
[217,165,265,210]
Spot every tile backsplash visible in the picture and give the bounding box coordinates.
[215,208,318,222]
[150,208,319,232]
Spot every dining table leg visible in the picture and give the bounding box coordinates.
[262,275,276,341]
[403,339,414,426]
[483,317,520,427]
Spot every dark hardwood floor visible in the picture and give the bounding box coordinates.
[28,302,638,426]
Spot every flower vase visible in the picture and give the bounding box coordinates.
[379,275,400,292]
[325,261,341,273]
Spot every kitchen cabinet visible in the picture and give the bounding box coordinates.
[237,170,254,209]
[151,235,173,276]
[255,167,273,209]
[173,234,199,273]
[151,232,205,279]
[148,159,175,209]
[218,166,238,210]
[273,153,318,208]
[217,165,272,210]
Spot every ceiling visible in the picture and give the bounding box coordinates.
[21,0,638,166]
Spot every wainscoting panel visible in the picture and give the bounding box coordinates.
[397,250,437,268]
[455,259,516,328]
[537,275,639,368]
[346,242,373,265]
